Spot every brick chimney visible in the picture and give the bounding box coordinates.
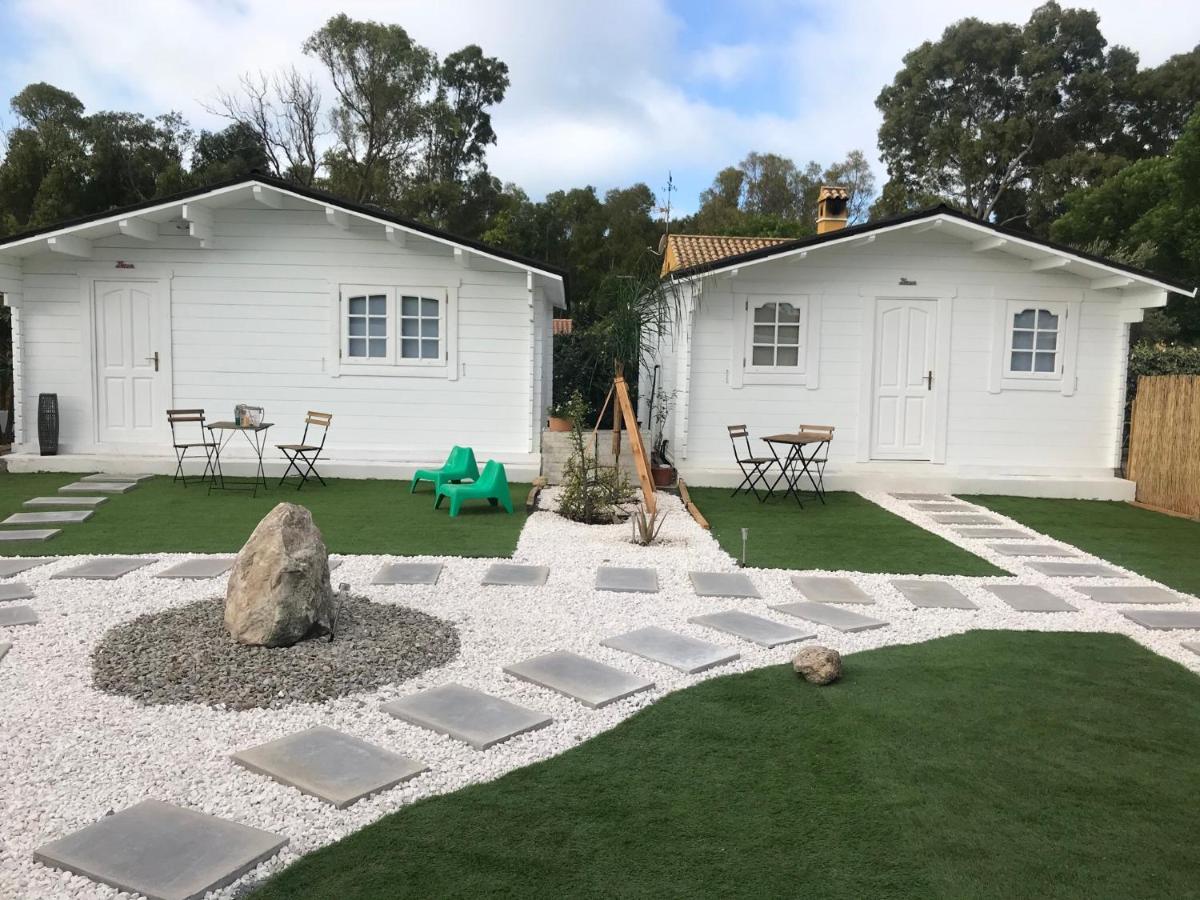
[816,185,850,235]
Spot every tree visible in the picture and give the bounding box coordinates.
[190,122,272,185]
[209,69,322,185]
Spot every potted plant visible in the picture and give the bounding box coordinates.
[547,399,573,432]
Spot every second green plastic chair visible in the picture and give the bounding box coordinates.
[410,445,480,494]
[435,459,514,516]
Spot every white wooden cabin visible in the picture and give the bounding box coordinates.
[648,200,1195,500]
[0,175,565,480]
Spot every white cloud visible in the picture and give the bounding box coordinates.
[0,0,1196,214]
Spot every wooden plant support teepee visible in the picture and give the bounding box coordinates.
[592,374,656,513]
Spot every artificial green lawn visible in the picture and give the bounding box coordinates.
[689,488,1005,575]
[0,473,529,557]
[253,632,1200,899]
[968,495,1200,597]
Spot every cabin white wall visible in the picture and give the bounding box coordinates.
[672,232,1135,488]
[9,201,540,470]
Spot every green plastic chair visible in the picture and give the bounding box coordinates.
[435,459,514,517]
[411,445,480,493]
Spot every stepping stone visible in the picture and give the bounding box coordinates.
[791,575,874,605]
[891,579,977,610]
[0,557,54,577]
[985,542,1075,558]
[688,610,815,648]
[33,799,287,900]
[80,472,153,483]
[231,725,426,809]
[0,529,59,542]
[24,496,109,508]
[0,582,34,602]
[911,502,976,512]
[52,557,158,580]
[930,514,999,525]
[984,584,1077,612]
[891,492,953,501]
[372,562,443,585]
[0,641,9,663]
[601,625,739,674]
[504,651,654,708]
[0,605,38,627]
[1182,641,1200,657]
[2,510,93,525]
[328,557,344,573]
[1073,585,1182,605]
[481,563,549,587]
[771,601,888,633]
[1120,609,1200,631]
[595,565,659,593]
[688,571,760,599]
[154,557,236,580]
[381,683,552,750]
[953,527,1033,540]
[59,481,136,494]
[1025,561,1125,579]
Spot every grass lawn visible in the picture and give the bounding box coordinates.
[968,495,1200,597]
[688,488,1005,575]
[0,473,529,557]
[253,632,1200,899]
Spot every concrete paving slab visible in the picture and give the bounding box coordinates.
[52,557,158,580]
[688,609,815,648]
[0,641,9,663]
[1182,641,1200,656]
[382,683,552,750]
[1025,561,1126,579]
[595,566,659,593]
[328,557,343,573]
[154,558,236,580]
[601,625,739,673]
[984,584,1077,612]
[0,582,34,602]
[481,563,550,587]
[688,571,761,599]
[770,601,888,633]
[952,527,1034,540]
[0,557,55,577]
[80,473,153,482]
[1073,585,1181,605]
[985,543,1076,558]
[0,529,60,542]
[891,493,954,501]
[504,651,654,708]
[890,580,977,610]
[2,510,94,525]
[911,502,976,512]
[791,575,874,604]
[1120,609,1200,631]
[372,562,444,585]
[930,513,1000,525]
[59,481,136,494]
[0,605,38,627]
[24,496,109,508]
[231,725,427,809]
[32,799,287,900]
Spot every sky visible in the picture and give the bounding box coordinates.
[0,0,1197,216]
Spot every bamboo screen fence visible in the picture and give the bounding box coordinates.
[1126,375,1200,519]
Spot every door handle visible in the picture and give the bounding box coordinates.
[146,351,159,372]
[925,370,933,390]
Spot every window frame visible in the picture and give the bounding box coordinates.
[732,292,819,389]
[988,296,1080,395]
[333,283,455,379]
[342,286,393,363]
[1004,303,1063,380]
[744,297,807,373]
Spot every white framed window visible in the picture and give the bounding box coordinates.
[336,283,454,377]
[1006,305,1061,377]
[731,293,820,389]
[989,297,1079,395]
[748,300,804,369]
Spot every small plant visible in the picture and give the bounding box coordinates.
[630,503,668,546]
[557,390,632,524]
[649,386,676,463]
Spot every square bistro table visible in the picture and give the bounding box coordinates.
[206,421,274,496]
[761,431,832,507]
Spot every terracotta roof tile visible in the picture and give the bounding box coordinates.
[660,233,794,276]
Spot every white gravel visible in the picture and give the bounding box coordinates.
[1,488,1198,900]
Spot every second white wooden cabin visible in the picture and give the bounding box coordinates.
[0,174,564,480]
[646,189,1195,500]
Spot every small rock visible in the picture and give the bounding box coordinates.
[792,645,841,685]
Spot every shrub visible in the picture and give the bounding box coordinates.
[557,390,632,524]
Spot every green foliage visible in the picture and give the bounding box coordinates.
[556,391,631,525]
[1129,341,1200,378]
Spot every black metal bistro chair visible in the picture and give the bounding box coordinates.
[728,424,777,502]
[166,408,217,486]
[795,423,835,504]
[276,411,332,489]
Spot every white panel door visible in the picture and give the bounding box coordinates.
[94,281,167,445]
[871,299,937,460]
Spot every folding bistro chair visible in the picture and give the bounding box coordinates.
[166,409,217,486]
[276,411,332,489]
[728,425,777,502]
[795,423,834,503]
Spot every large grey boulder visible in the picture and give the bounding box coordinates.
[225,503,334,647]
[792,645,842,685]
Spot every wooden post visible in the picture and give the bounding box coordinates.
[615,375,655,514]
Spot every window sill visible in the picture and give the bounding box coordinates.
[333,362,449,379]
[740,370,809,387]
[995,375,1065,392]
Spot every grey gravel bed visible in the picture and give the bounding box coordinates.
[91,596,460,710]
